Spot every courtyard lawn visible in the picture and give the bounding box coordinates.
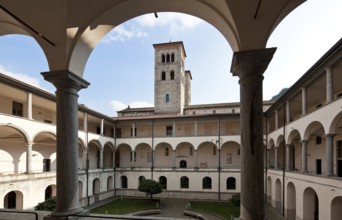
[91,198,159,215]
[190,201,240,220]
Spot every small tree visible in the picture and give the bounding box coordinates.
[138,179,162,200]
[34,197,56,211]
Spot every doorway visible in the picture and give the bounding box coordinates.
[316,159,321,175]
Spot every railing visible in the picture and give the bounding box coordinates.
[0,209,38,220]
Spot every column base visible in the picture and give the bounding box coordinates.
[44,207,87,220]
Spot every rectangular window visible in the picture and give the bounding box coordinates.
[166,126,173,136]
[96,127,101,134]
[316,136,322,145]
[130,128,137,137]
[213,146,216,155]
[12,101,23,117]
[43,159,51,172]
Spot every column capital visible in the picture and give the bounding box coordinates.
[41,70,89,92]
[325,133,336,138]
[230,47,277,79]
[300,140,308,144]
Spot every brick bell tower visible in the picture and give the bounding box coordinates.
[153,41,191,114]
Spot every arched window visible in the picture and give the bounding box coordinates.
[166,54,170,62]
[170,71,175,80]
[162,54,165,63]
[165,147,169,156]
[138,176,145,186]
[121,176,128,188]
[4,191,16,209]
[227,177,236,190]
[93,178,100,194]
[166,94,170,102]
[159,176,167,189]
[202,177,212,189]
[171,53,175,62]
[45,186,52,200]
[107,176,113,190]
[161,71,166,80]
[180,160,187,168]
[180,176,189,188]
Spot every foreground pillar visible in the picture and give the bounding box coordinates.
[42,70,89,218]
[231,48,276,220]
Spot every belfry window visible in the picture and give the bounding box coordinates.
[171,53,175,62]
[166,54,170,62]
[162,71,166,80]
[166,94,170,102]
[162,54,165,63]
[170,71,175,80]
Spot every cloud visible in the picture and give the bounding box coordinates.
[102,25,148,43]
[110,100,153,115]
[135,13,203,33]
[0,65,42,88]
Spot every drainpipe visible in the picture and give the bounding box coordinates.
[265,116,268,203]
[281,100,286,217]
[151,119,154,180]
[218,117,221,201]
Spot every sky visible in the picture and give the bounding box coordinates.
[0,0,341,116]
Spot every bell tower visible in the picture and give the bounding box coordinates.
[153,41,191,114]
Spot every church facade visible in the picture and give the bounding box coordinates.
[0,39,341,220]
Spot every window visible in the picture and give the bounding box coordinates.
[162,71,166,80]
[213,146,216,155]
[130,128,137,137]
[213,110,216,114]
[316,136,322,145]
[171,53,175,62]
[192,111,196,115]
[43,159,51,172]
[226,177,236,190]
[45,186,53,200]
[180,176,189,188]
[166,126,173,135]
[121,176,128,188]
[12,101,23,117]
[166,54,170,62]
[96,127,101,134]
[138,176,145,186]
[232,109,235,113]
[166,94,170,102]
[159,176,167,189]
[162,54,165,63]
[165,147,169,156]
[44,119,52,124]
[202,177,212,189]
[170,71,175,80]
[180,160,187,168]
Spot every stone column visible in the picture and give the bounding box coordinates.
[326,67,333,104]
[42,70,89,217]
[173,150,176,168]
[301,140,308,173]
[275,110,278,129]
[194,120,198,136]
[286,144,291,170]
[173,121,176,137]
[100,119,104,135]
[195,149,198,168]
[231,47,276,220]
[131,151,135,167]
[27,92,32,119]
[286,101,291,123]
[301,87,307,116]
[326,134,335,176]
[275,146,279,169]
[99,149,104,169]
[26,143,32,173]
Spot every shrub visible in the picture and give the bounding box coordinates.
[231,194,240,206]
[35,197,56,211]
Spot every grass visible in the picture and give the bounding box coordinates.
[91,198,159,215]
[190,201,240,220]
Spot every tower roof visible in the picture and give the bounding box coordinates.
[153,41,187,57]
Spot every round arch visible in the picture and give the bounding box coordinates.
[88,140,102,169]
[3,190,24,210]
[134,143,152,168]
[303,187,318,220]
[328,111,342,134]
[303,121,325,140]
[286,182,296,219]
[197,141,218,168]
[116,144,133,168]
[274,179,282,212]
[154,142,173,168]
[266,176,272,204]
[103,142,114,169]
[331,196,342,220]
[220,141,241,168]
[175,142,195,168]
